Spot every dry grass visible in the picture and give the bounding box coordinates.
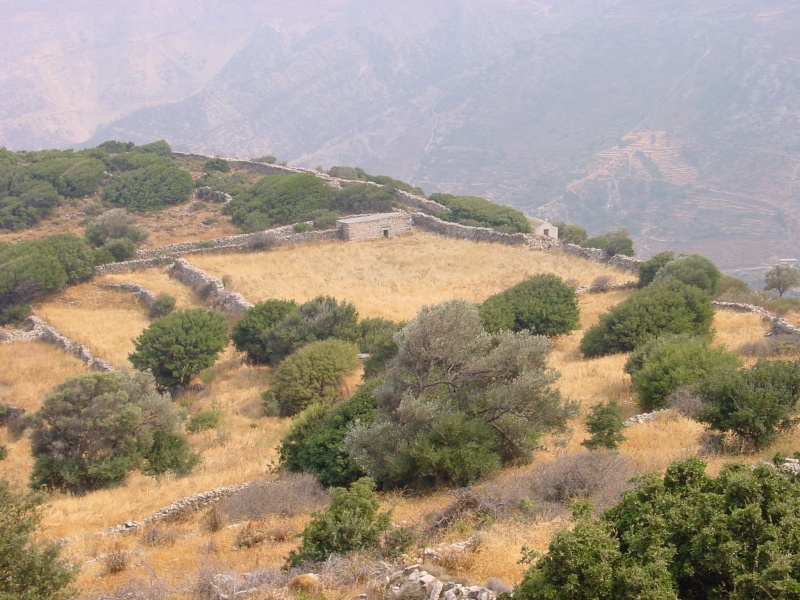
[188,234,632,321]
[100,269,202,310]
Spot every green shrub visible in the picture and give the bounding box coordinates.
[358,318,402,378]
[625,334,740,411]
[30,371,197,493]
[513,458,800,599]
[129,308,228,389]
[653,253,721,295]
[480,274,580,336]
[142,430,200,476]
[581,228,634,257]
[148,294,176,319]
[552,221,588,245]
[333,183,395,214]
[579,279,714,358]
[697,360,800,449]
[103,159,194,211]
[186,410,222,434]
[0,445,6,461]
[0,479,77,599]
[637,251,674,288]
[231,299,298,363]
[84,208,147,247]
[266,339,359,417]
[103,238,136,262]
[430,193,531,233]
[203,157,230,173]
[223,173,334,231]
[262,296,360,364]
[279,379,381,487]
[250,155,277,164]
[285,477,409,568]
[582,401,625,450]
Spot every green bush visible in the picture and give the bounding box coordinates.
[285,477,410,568]
[430,193,531,233]
[637,251,674,288]
[552,221,588,245]
[652,253,721,296]
[30,371,197,493]
[148,294,176,319]
[0,479,77,599]
[103,159,194,211]
[129,308,228,389]
[358,318,402,378]
[203,157,230,173]
[581,228,634,257]
[84,208,148,247]
[625,334,740,411]
[266,339,359,417]
[186,410,222,434]
[582,401,625,450]
[480,274,580,336]
[142,430,200,476]
[513,458,800,599]
[262,296,360,364]
[279,379,381,487]
[332,183,395,214]
[103,238,136,262]
[697,360,800,449]
[579,279,714,358]
[231,299,298,363]
[223,173,334,231]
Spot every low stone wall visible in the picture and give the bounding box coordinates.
[396,189,449,216]
[100,282,158,308]
[103,481,257,535]
[576,281,639,294]
[95,256,174,276]
[412,212,551,248]
[712,301,800,336]
[1,316,114,371]
[560,243,642,272]
[169,258,254,315]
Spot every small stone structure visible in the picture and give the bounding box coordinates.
[337,212,413,241]
[526,216,559,239]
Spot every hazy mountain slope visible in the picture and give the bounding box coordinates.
[3,0,799,272]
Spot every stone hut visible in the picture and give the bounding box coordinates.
[337,212,413,241]
[526,216,559,240]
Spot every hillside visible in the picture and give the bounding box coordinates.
[2,1,799,272]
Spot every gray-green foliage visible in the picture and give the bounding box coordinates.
[285,477,410,568]
[129,308,228,388]
[430,193,531,233]
[358,317,402,378]
[637,251,674,288]
[551,221,588,245]
[266,339,360,417]
[148,294,176,319]
[765,263,800,298]
[231,299,298,363]
[625,334,740,411]
[0,479,77,599]
[345,300,577,490]
[579,279,714,358]
[84,208,148,247]
[29,371,198,494]
[513,458,800,599]
[652,253,721,296]
[581,228,634,257]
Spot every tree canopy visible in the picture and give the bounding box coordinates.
[765,263,800,298]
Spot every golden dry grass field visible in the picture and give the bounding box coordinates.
[0,233,794,599]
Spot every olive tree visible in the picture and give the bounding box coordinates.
[345,299,577,490]
[765,263,800,298]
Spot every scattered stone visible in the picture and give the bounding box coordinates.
[624,409,670,426]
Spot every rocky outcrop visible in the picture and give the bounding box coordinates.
[168,258,253,315]
[100,281,158,308]
[1,316,114,371]
[623,409,670,426]
[386,560,499,600]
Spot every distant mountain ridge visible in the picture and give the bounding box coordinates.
[2,0,799,275]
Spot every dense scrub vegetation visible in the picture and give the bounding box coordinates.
[581,227,635,257]
[327,165,424,195]
[514,459,800,599]
[0,234,95,324]
[429,192,531,233]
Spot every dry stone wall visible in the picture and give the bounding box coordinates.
[95,256,174,276]
[169,258,254,315]
[100,282,158,308]
[1,316,114,371]
[395,189,449,216]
